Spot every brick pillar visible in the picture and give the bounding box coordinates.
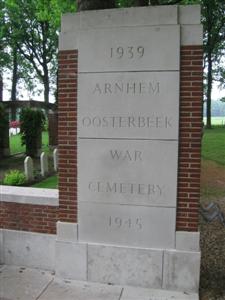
[58,50,78,223]
[176,45,203,231]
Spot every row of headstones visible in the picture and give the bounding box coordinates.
[24,148,58,181]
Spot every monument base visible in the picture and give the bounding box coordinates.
[55,222,200,294]
[0,225,200,297]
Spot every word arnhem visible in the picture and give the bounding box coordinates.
[81,115,173,129]
[92,81,160,95]
[88,181,163,196]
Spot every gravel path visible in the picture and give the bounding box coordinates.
[200,160,225,299]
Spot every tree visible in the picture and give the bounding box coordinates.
[4,0,75,104]
[202,0,225,128]
[0,0,10,77]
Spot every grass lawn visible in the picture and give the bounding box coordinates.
[10,131,49,155]
[4,132,58,189]
[32,175,58,189]
[202,127,225,165]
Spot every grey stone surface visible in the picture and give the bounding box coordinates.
[121,286,199,300]
[88,244,163,289]
[78,72,179,139]
[55,241,87,281]
[0,265,199,300]
[41,152,49,177]
[0,185,58,206]
[61,6,178,32]
[3,230,56,270]
[176,231,200,252]
[57,5,202,296]
[179,5,201,25]
[56,221,78,242]
[53,148,58,172]
[79,203,176,248]
[181,24,203,46]
[24,156,34,181]
[78,139,178,207]
[78,26,180,72]
[59,7,179,51]
[163,250,201,293]
[0,265,53,300]
[40,278,122,300]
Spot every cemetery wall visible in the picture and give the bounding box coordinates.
[0,186,58,234]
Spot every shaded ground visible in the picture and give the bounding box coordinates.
[200,160,225,300]
[0,153,56,185]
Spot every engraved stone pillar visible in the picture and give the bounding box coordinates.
[57,5,203,295]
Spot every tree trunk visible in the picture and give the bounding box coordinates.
[43,74,50,105]
[11,48,18,120]
[0,74,3,102]
[43,57,50,105]
[205,1,213,129]
[206,50,212,129]
[77,0,116,11]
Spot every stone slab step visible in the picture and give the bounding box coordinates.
[0,265,198,300]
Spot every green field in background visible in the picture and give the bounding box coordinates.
[203,117,225,125]
[202,127,225,165]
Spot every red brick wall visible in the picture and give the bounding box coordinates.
[0,202,58,234]
[177,45,203,231]
[58,50,78,223]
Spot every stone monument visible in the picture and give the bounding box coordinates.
[56,5,203,295]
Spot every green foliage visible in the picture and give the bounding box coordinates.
[201,0,225,128]
[2,0,76,102]
[202,127,225,165]
[0,104,9,147]
[3,169,26,186]
[32,175,58,189]
[20,108,45,157]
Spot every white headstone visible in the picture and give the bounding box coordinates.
[53,148,58,172]
[40,152,49,177]
[24,156,34,181]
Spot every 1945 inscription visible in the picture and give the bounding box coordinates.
[109,216,142,230]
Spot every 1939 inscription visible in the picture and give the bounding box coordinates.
[110,46,144,59]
